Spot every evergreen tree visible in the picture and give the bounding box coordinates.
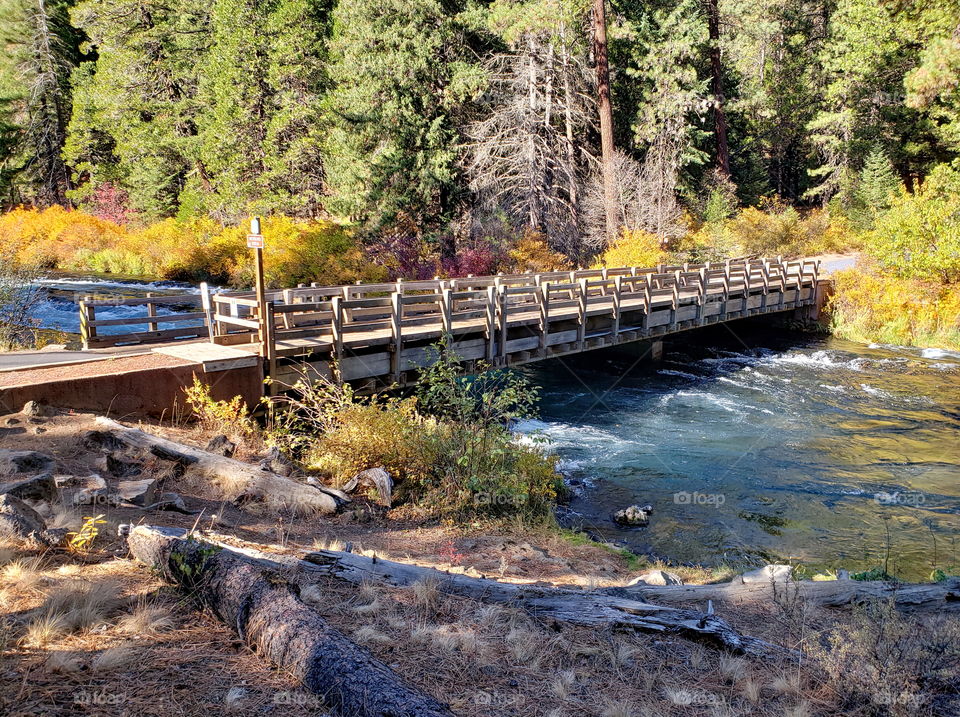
[857,147,902,218]
[67,0,211,219]
[0,0,84,207]
[321,0,481,231]
[195,0,329,220]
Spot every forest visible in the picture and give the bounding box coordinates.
[1,0,959,346]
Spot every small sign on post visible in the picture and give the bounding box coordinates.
[249,216,269,377]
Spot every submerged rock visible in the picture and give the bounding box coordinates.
[612,504,653,526]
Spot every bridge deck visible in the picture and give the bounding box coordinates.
[202,257,821,390]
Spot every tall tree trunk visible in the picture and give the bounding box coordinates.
[559,24,578,212]
[705,0,730,178]
[592,0,618,243]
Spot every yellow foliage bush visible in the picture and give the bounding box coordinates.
[721,206,856,258]
[593,228,670,269]
[507,232,571,273]
[829,265,960,350]
[0,208,386,288]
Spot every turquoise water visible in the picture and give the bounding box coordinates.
[519,328,960,581]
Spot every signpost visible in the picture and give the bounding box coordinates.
[248,217,271,381]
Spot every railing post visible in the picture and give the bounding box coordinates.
[485,286,496,363]
[497,286,508,362]
[697,268,706,324]
[612,275,622,341]
[146,293,158,333]
[199,282,214,341]
[538,282,549,356]
[265,301,277,395]
[670,279,679,329]
[440,288,452,338]
[642,275,652,334]
[390,292,403,384]
[281,289,294,329]
[79,298,93,350]
[577,278,587,350]
[330,296,343,382]
[721,265,730,321]
[760,262,770,311]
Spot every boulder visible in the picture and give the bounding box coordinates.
[630,569,683,586]
[740,564,794,584]
[0,450,54,476]
[116,479,158,507]
[259,447,295,477]
[206,434,237,458]
[94,453,143,478]
[342,467,393,507]
[612,504,653,526]
[0,472,57,502]
[21,400,49,418]
[57,474,110,506]
[0,493,65,546]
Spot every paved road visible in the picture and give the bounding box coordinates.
[0,344,170,372]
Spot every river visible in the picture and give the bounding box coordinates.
[30,274,206,338]
[28,275,960,580]
[519,327,960,581]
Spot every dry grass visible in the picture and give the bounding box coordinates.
[116,603,176,636]
[2,556,45,595]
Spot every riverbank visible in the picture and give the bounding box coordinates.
[2,407,958,716]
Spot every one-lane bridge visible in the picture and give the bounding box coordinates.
[80,256,819,393]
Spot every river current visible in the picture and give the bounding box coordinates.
[518,327,960,581]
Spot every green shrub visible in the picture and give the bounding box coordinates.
[863,164,960,283]
[268,351,563,520]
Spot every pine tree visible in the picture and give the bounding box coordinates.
[857,146,901,214]
[0,0,84,207]
[321,0,481,231]
[66,0,211,218]
[195,0,329,220]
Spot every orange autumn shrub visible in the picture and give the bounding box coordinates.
[0,206,125,268]
[0,208,385,288]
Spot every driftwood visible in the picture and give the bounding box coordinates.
[130,525,796,659]
[606,576,960,613]
[127,525,452,717]
[90,417,344,514]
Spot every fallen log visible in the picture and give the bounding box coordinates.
[127,525,452,717]
[89,417,344,514]
[604,576,960,613]
[130,525,796,659]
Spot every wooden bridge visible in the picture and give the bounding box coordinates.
[81,256,818,392]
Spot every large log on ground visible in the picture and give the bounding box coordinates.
[131,525,796,659]
[605,576,960,613]
[127,525,452,717]
[89,417,342,514]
